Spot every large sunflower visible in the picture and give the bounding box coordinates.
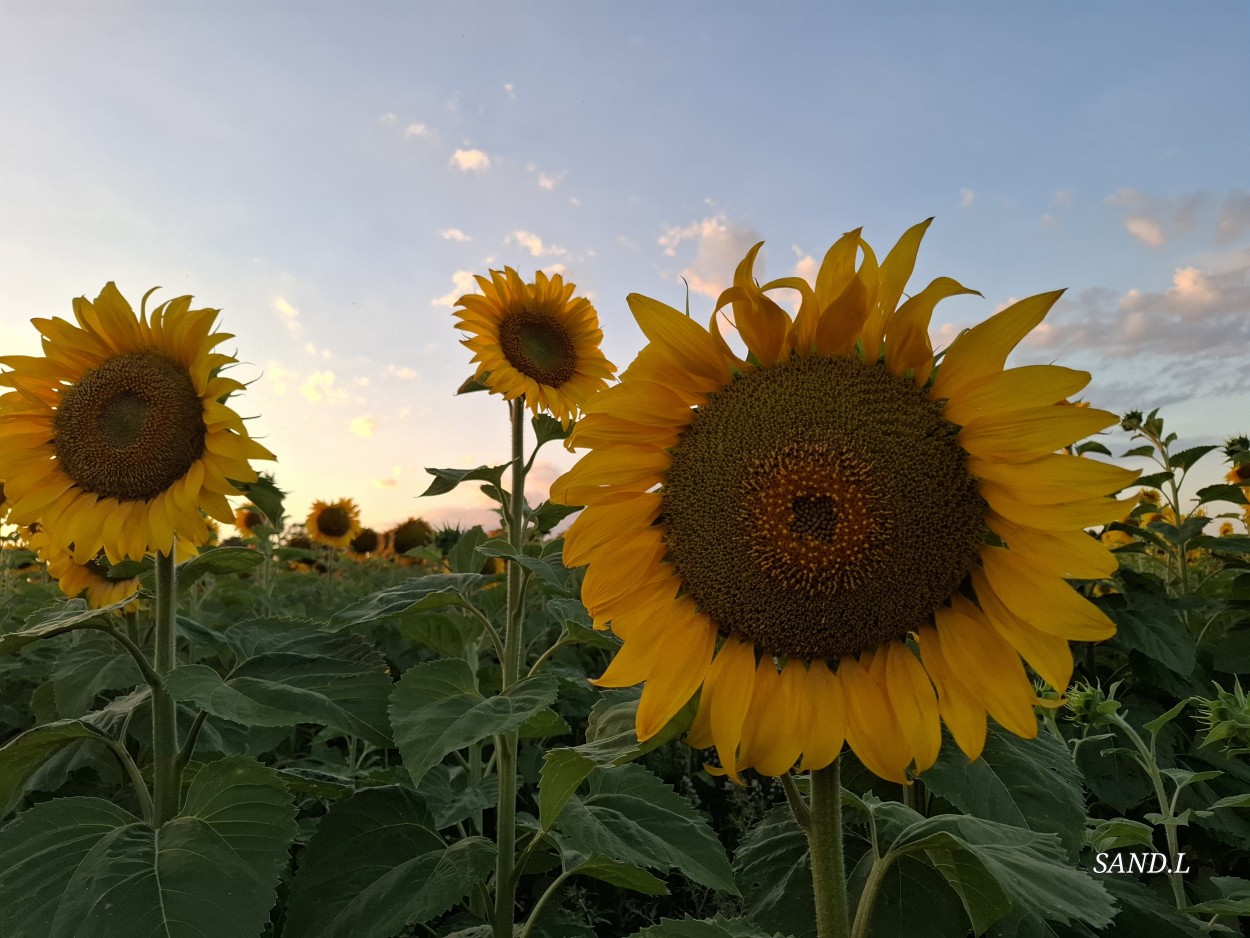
[551,221,1135,784]
[453,267,616,426]
[0,283,274,565]
[306,498,361,549]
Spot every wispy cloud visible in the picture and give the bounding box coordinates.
[378,113,397,126]
[537,171,563,191]
[959,188,976,209]
[273,296,302,334]
[503,82,516,99]
[450,148,491,172]
[387,364,418,379]
[440,228,471,242]
[298,370,346,403]
[432,270,478,307]
[658,213,763,298]
[404,122,429,138]
[507,230,567,258]
[373,466,403,489]
[348,415,376,438]
[1106,188,1207,249]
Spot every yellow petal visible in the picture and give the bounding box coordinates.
[796,660,845,772]
[636,605,717,740]
[562,492,663,567]
[958,406,1119,463]
[941,366,1091,425]
[967,453,1139,501]
[689,635,757,783]
[884,642,942,773]
[972,570,1075,692]
[932,291,1064,400]
[986,514,1120,580]
[884,276,979,384]
[916,625,988,761]
[628,293,731,389]
[936,599,1038,739]
[979,547,1115,641]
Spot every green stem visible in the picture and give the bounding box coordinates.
[807,759,851,938]
[151,548,180,826]
[107,739,155,823]
[494,396,528,938]
[851,853,892,938]
[518,870,574,938]
[174,709,208,774]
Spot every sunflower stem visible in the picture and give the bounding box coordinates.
[151,547,180,826]
[808,758,851,938]
[493,396,528,938]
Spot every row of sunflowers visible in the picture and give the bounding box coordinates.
[1,222,1249,938]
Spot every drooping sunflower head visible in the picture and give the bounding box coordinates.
[386,517,435,559]
[306,498,361,549]
[235,504,268,539]
[348,526,381,559]
[453,267,617,426]
[553,220,1135,784]
[0,283,275,564]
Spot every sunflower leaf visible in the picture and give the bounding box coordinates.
[0,757,296,938]
[0,719,121,820]
[532,412,573,447]
[626,916,791,938]
[733,802,815,937]
[478,538,573,592]
[1196,483,1249,506]
[176,545,265,591]
[284,787,496,938]
[848,852,971,938]
[329,573,489,626]
[920,725,1086,856]
[889,814,1115,929]
[554,762,737,894]
[389,658,558,787]
[1167,445,1218,473]
[1,598,136,655]
[236,472,288,529]
[421,464,509,498]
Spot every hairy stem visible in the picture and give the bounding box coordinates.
[151,548,180,825]
[808,759,851,938]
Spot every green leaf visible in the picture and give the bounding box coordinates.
[168,622,393,745]
[531,501,581,534]
[0,720,120,820]
[1098,877,1208,937]
[1120,446,1156,459]
[565,853,669,896]
[854,854,969,938]
[1135,471,1176,490]
[418,765,500,829]
[456,373,490,394]
[627,916,789,938]
[330,573,488,627]
[176,546,264,591]
[1088,817,1156,851]
[1213,628,1250,673]
[236,473,287,529]
[51,633,142,718]
[1143,699,1191,735]
[532,413,573,447]
[921,725,1086,855]
[478,538,572,592]
[538,689,696,830]
[1101,591,1196,677]
[284,787,496,938]
[889,814,1115,929]
[1168,445,1218,472]
[519,708,572,739]
[555,762,737,894]
[0,598,136,655]
[421,464,508,498]
[447,525,491,573]
[1210,792,1250,810]
[733,803,814,938]
[0,757,296,938]
[390,658,558,786]
[1196,483,1250,506]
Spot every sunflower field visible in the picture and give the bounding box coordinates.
[2,225,1250,938]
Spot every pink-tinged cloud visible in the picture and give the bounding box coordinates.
[658,213,763,299]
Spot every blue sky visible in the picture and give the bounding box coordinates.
[2,1,1248,532]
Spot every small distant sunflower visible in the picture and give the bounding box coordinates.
[306,498,361,549]
[553,221,1136,784]
[234,504,268,539]
[385,517,435,562]
[453,267,616,426]
[1219,521,1236,537]
[348,527,380,560]
[0,283,274,564]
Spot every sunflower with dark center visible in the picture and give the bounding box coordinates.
[234,504,268,539]
[349,527,381,559]
[0,283,274,564]
[306,498,361,549]
[387,517,435,559]
[552,220,1136,784]
[453,267,616,426]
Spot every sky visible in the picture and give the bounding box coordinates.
[1,1,1248,534]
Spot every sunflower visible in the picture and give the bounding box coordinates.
[453,267,616,426]
[30,528,188,609]
[384,517,435,563]
[348,526,380,559]
[234,504,268,539]
[551,221,1135,784]
[306,498,361,549]
[0,283,274,565]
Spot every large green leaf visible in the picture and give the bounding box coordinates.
[390,658,558,786]
[330,573,489,627]
[733,803,814,938]
[627,917,790,938]
[176,546,264,592]
[1100,588,1196,677]
[165,622,393,746]
[538,689,696,830]
[51,633,142,718]
[852,853,970,938]
[0,757,296,938]
[921,726,1086,855]
[889,815,1115,930]
[0,597,137,655]
[284,787,496,938]
[0,720,121,820]
[555,762,737,894]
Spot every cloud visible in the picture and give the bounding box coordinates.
[1107,188,1207,248]
[657,213,763,298]
[440,228,471,242]
[372,466,403,489]
[298,370,345,403]
[348,416,376,439]
[266,361,292,396]
[959,188,976,209]
[1218,192,1250,242]
[503,82,516,99]
[1053,189,1073,207]
[507,230,567,259]
[537,172,563,191]
[432,270,478,307]
[378,113,397,126]
[450,148,491,172]
[792,251,817,282]
[387,364,418,379]
[1041,214,1060,230]
[1022,253,1250,359]
[273,296,302,335]
[404,123,429,138]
